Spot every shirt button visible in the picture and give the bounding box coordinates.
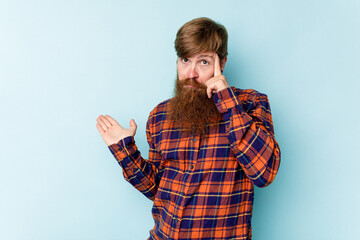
[193,138,197,142]
[180,192,185,196]
[217,99,221,103]
[190,165,194,169]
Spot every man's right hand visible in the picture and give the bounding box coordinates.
[96,115,137,146]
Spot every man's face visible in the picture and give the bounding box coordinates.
[171,52,224,135]
[177,52,217,87]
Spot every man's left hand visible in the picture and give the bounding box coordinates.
[205,54,229,98]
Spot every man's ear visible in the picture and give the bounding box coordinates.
[221,57,228,71]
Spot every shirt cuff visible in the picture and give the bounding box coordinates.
[108,136,137,159]
[214,87,244,113]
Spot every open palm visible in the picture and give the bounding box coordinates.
[96,115,137,146]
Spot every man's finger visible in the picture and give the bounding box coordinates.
[101,115,113,126]
[213,54,221,77]
[207,85,214,98]
[129,119,137,136]
[97,116,108,130]
[104,115,117,126]
[96,123,105,133]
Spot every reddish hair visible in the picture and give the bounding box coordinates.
[175,17,228,61]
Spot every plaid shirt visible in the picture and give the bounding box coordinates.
[109,87,281,240]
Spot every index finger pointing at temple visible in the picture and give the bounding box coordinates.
[214,53,221,77]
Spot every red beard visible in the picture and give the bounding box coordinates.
[169,77,222,136]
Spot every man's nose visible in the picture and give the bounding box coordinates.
[187,65,199,79]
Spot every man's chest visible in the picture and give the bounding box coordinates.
[153,120,237,173]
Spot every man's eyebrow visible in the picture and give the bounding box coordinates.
[197,54,214,59]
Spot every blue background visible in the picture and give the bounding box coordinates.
[1,0,359,239]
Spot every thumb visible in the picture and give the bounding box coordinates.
[129,119,137,136]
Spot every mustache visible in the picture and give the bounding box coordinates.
[179,78,207,90]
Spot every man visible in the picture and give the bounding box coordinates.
[96,17,280,240]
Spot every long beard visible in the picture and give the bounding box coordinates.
[169,77,221,136]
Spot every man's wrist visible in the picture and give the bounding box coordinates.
[213,87,239,113]
[109,136,135,152]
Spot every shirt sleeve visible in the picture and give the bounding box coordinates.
[213,87,281,188]
[108,116,161,200]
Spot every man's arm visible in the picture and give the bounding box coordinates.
[214,88,281,188]
[96,115,160,200]
[205,55,280,188]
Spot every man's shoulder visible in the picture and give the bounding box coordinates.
[147,98,172,120]
[151,98,172,113]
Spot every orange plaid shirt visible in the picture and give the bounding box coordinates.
[109,87,281,240]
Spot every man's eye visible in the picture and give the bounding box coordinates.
[182,58,189,63]
[201,60,208,65]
